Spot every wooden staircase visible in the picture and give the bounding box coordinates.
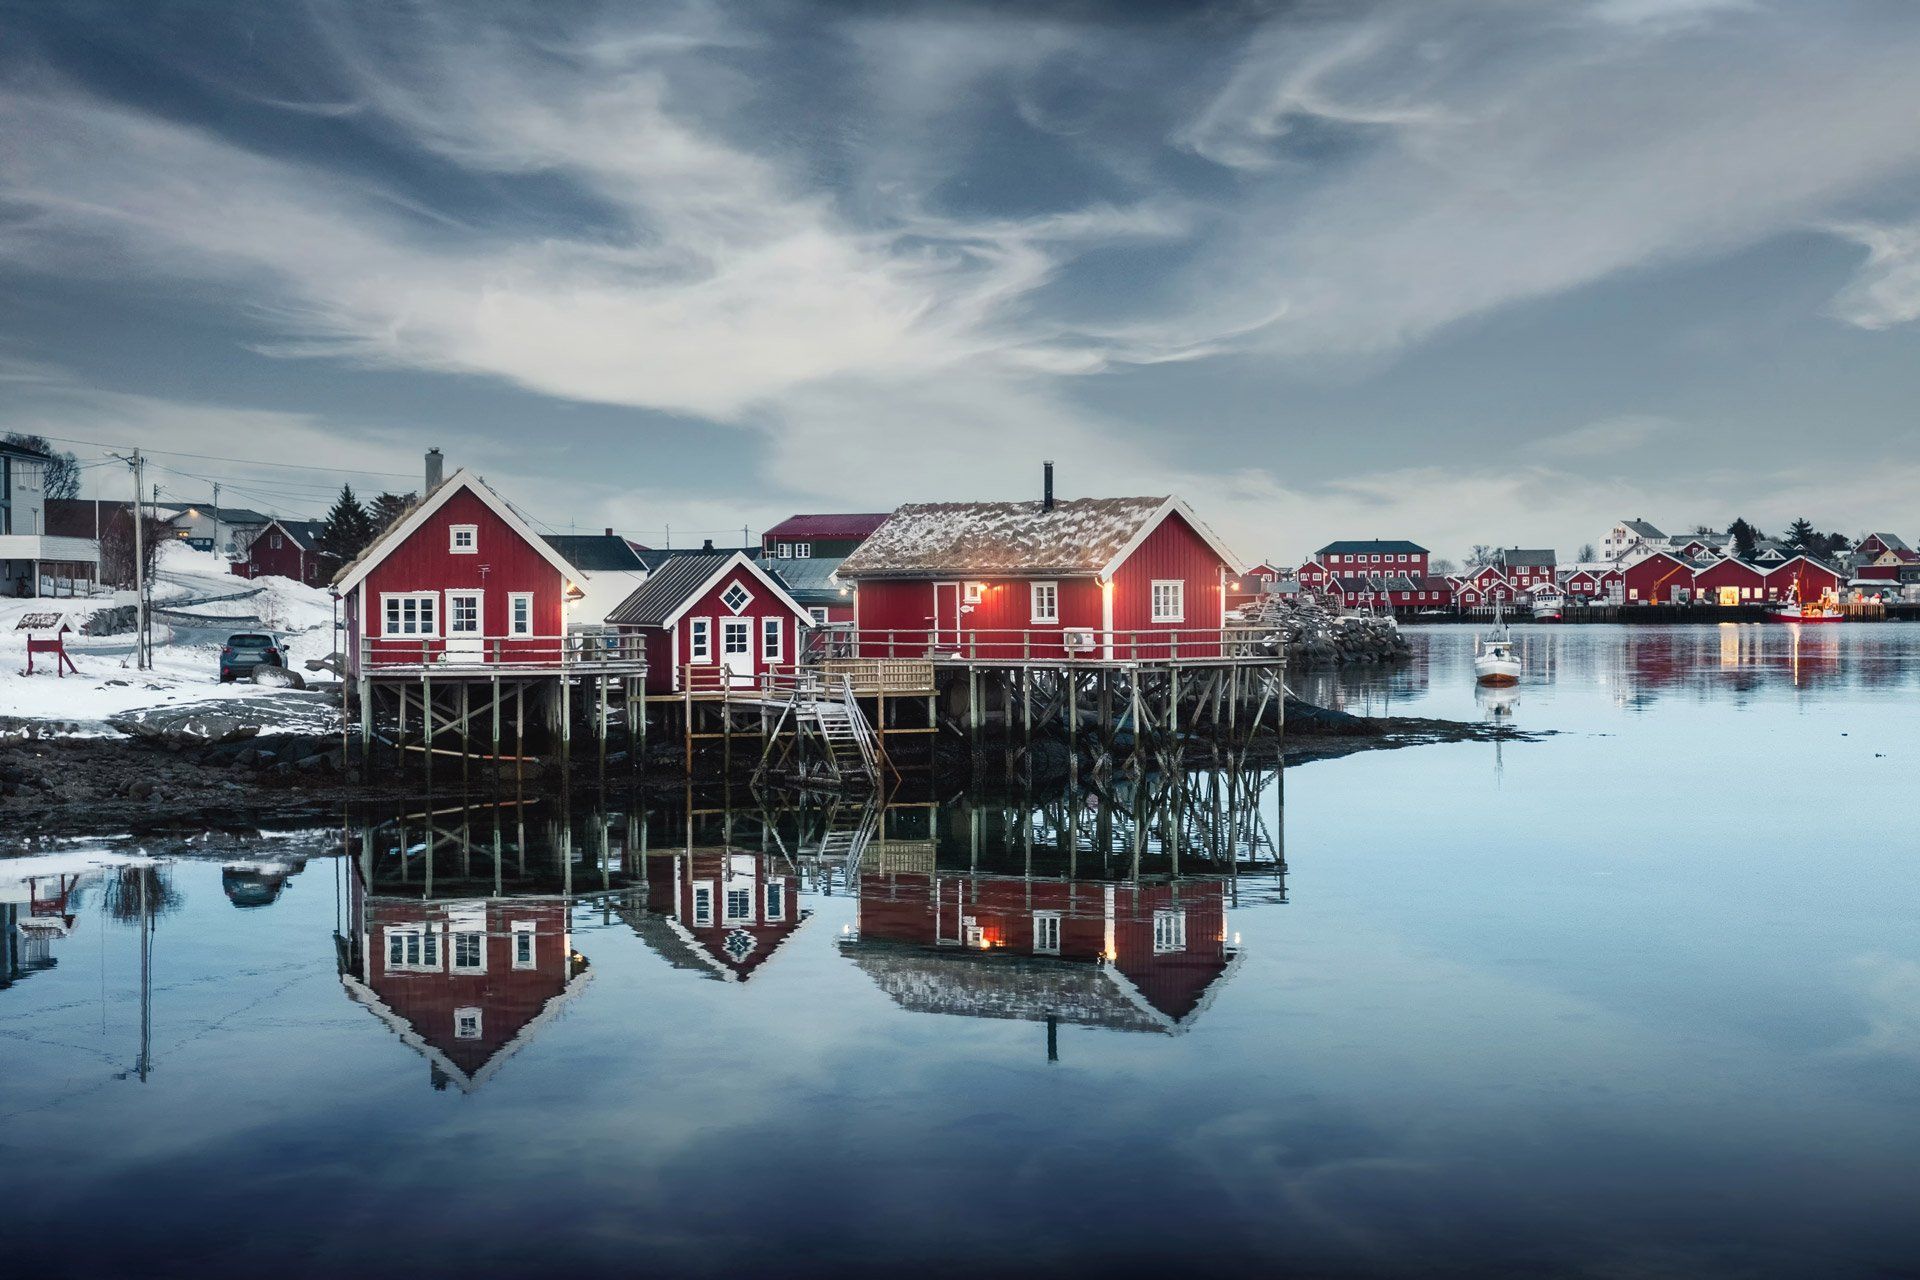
[753,671,886,790]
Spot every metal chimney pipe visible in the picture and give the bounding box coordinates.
[424,447,444,491]
[1043,460,1055,512]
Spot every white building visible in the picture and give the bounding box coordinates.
[0,441,98,598]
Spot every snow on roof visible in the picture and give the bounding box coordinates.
[839,496,1234,579]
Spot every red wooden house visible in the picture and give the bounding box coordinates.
[1597,567,1625,600]
[1314,539,1430,578]
[1563,568,1604,599]
[607,551,812,693]
[232,518,335,586]
[1621,550,1697,604]
[1465,564,1516,604]
[627,848,808,982]
[1856,532,1910,561]
[1296,558,1333,595]
[844,871,1238,1034]
[1692,556,1768,606]
[1496,548,1556,591]
[837,492,1243,662]
[1226,561,1287,612]
[1764,555,1840,603]
[339,891,589,1092]
[334,468,601,677]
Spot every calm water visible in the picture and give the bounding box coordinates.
[4,624,1917,1278]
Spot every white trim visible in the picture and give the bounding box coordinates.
[508,591,534,637]
[718,579,755,615]
[1033,910,1061,955]
[1029,580,1059,624]
[1097,497,1245,580]
[454,1006,483,1039]
[1150,579,1185,623]
[689,616,714,663]
[333,468,581,594]
[449,523,479,554]
[380,591,440,638]
[511,921,536,970]
[446,588,484,636]
[761,613,784,663]
[652,552,813,630]
[691,880,715,927]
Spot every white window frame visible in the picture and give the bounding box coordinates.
[1153,909,1187,954]
[808,607,830,627]
[963,582,985,604]
[691,881,715,927]
[720,580,754,615]
[765,879,786,922]
[1033,911,1061,955]
[777,542,792,558]
[724,883,753,924]
[447,589,483,638]
[1030,580,1059,624]
[451,928,486,974]
[454,1007,482,1040]
[795,543,811,558]
[689,617,713,663]
[508,592,534,637]
[1151,579,1185,623]
[511,921,536,970]
[381,592,439,638]
[384,925,442,972]
[449,523,478,554]
[762,615,784,663]
[270,532,283,551]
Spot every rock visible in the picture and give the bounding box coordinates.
[127,779,156,801]
[109,707,265,748]
[251,665,307,691]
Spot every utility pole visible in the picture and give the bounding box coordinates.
[212,481,221,559]
[127,450,150,669]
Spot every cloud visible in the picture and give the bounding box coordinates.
[1825,221,1920,329]
[1528,415,1671,461]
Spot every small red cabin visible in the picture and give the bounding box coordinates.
[1692,557,1768,606]
[607,551,812,693]
[1622,551,1696,604]
[1765,555,1840,603]
[232,518,335,586]
[335,469,604,678]
[838,494,1243,662]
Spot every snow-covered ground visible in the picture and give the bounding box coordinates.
[0,544,342,734]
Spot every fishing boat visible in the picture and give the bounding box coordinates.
[1473,601,1522,686]
[1765,581,1843,623]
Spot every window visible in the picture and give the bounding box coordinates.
[385,926,440,972]
[725,885,753,922]
[512,923,536,969]
[722,618,751,659]
[452,930,485,973]
[721,581,753,614]
[765,881,785,922]
[1030,580,1059,623]
[382,593,438,637]
[808,607,829,627]
[963,582,984,604]
[1153,910,1187,954]
[1033,912,1061,955]
[509,593,534,637]
[762,615,783,663]
[448,591,481,636]
[689,618,712,662]
[777,542,792,558]
[692,882,714,927]
[455,1008,482,1041]
[450,524,477,554]
[795,543,811,558]
[270,532,283,551]
[1151,580,1184,623]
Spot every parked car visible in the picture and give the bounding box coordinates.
[220,632,285,682]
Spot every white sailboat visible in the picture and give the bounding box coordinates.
[1473,599,1521,686]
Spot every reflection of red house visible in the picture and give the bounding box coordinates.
[340,889,589,1091]
[625,849,809,982]
[843,872,1239,1034]
[839,491,1243,662]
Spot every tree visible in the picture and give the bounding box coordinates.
[320,485,375,562]
[1467,544,1497,568]
[98,507,172,588]
[1693,523,1715,536]
[1783,518,1817,551]
[1728,518,1758,561]
[368,491,416,535]
[3,432,80,500]
[1431,557,1457,576]
[1576,542,1597,563]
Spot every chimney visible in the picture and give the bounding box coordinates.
[702,538,714,551]
[604,527,613,537]
[424,447,444,491]
[1043,460,1055,513]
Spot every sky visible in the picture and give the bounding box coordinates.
[2,0,1918,563]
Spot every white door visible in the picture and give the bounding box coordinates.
[720,617,754,686]
[446,590,483,660]
[933,581,961,651]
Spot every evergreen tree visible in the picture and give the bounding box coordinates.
[321,485,375,561]
[1784,517,1817,550]
[1728,518,1758,560]
[368,491,417,536]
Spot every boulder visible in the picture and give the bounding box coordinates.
[251,665,307,690]
[109,707,265,748]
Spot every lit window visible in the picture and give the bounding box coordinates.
[1151,580,1184,623]
[1153,910,1186,954]
[512,924,535,969]
[689,618,712,662]
[721,581,752,614]
[1030,580,1058,623]
[1033,912,1061,955]
[762,615,783,662]
[509,592,533,637]
[964,582,985,604]
[450,524,477,554]
[455,1008,482,1040]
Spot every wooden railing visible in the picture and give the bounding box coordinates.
[804,626,1277,664]
[360,631,648,674]
[675,661,934,697]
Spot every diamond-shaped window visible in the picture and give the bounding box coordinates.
[721,582,753,614]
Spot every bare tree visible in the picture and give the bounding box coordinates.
[1576,542,1597,562]
[3,432,80,500]
[1431,557,1457,576]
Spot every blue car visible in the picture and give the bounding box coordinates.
[220,633,284,682]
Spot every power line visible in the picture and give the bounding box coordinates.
[22,430,420,479]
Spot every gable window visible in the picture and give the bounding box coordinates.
[1033,911,1061,955]
[455,1008,482,1041]
[689,618,712,662]
[509,592,534,637]
[512,923,536,970]
[1030,580,1059,624]
[762,615,784,663]
[450,524,478,554]
[765,880,786,922]
[720,581,753,614]
[270,532,283,551]
[382,592,438,637]
[1153,910,1187,954]
[1151,580,1185,623]
[692,882,715,927]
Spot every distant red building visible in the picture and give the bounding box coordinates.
[1496,548,1556,592]
[232,518,335,586]
[608,551,812,693]
[1765,555,1840,603]
[839,490,1243,662]
[1692,556,1768,606]
[1312,540,1430,580]
[762,512,890,561]
[1563,568,1604,599]
[1621,551,1698,604]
